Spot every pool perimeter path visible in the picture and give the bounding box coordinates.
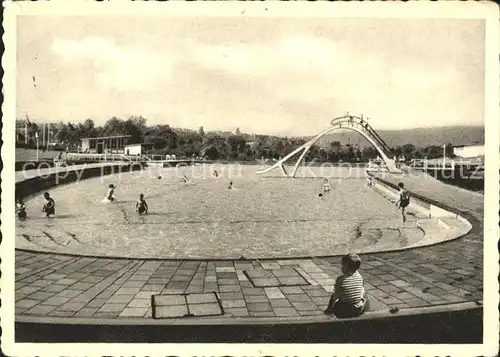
[15,169,484,323]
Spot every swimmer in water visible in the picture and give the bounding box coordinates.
[42,192,55,217]
[16,197,27,220]
[135,194,148,215]
[106,184,116,202]
[322,179,331,193]
[228,181,235,190]
[213,170,219,178]
[180,175,189,184]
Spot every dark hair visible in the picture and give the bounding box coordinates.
[43,192,50,198]
[139,194,144,199]
[341,253,362,272]
[109,184,115,189]
[398,182,405,189]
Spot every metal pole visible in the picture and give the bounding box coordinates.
[35,132,39,161]
[25,121,28,145]
[443,144,446,168]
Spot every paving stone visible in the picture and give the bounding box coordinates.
[75,308,99,317]
[186,293,218,304]
[71,282,95,291]
[49,310,76,317]
[81,275,105,284]
[154,305,188,318]
[219,285,241,292]
[297,310,324,316]
[389,279,413,288]
[271,269,299,277]
[99,303,128,312]
[250,311,275,317]
[405,298,430,307]
[154,294,186,306]
[41,284,68,293]
[134,291,155,299]
[55,279,78,286]
[55,289,82,299]
[86,298,108,308]
[290,301,317,311]
[42,296,71,306]
[119,307,149,317]
[141,284,165,292]
[251,278,281,287]
[216,267,235,273]
[224,308,249,316]
[17,286,41,295]
[26,291,55,301]
[189,303,223,316]
[247,302,272,312]
[45,273,66,281]
[242,287,265,295]
[304,288,330,297]
[287,294,312,303]
[378,284,401,293]
[116,287,142,295]
[218,279,239,285]
[264,287,285,299]
[58,302,87,312]
[244,295,269,303]
[260,262,281,270]
[273,307,299,317]
[30,279,53,288]
[23,304,56,316]
[108,294,135,304]
[311,297,330,306]
[127,299,151,308]
[221,300,246,308]
[269,299,292,308]
[219,292,244,300]
[94,311,120,318]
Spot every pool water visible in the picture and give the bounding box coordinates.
[16,165,435,259]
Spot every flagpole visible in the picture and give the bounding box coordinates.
[442,144,446,168]
[35,132,39,161]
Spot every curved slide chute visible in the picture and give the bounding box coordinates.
[256,113,401,177]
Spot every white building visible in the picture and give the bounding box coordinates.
[453,144,484,158]
[124,143,153,156]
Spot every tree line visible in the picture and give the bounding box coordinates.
[15,117,455,162]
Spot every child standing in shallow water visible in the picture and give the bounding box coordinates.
[16,197,27,220]
[325,253,368,318]
[42,192,55,218]
[135,194,148,215]
[106,184,116,202]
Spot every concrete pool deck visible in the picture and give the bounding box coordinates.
[14,167,484,336]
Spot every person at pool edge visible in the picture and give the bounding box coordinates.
[135,193,148,215]
[324,253,368,318]
[395,182,410,223]
[42,192,55,218]
[16,197,27,220]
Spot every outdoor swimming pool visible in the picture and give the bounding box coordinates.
[16,165,447,259]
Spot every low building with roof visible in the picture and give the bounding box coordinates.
[80,135,131,154]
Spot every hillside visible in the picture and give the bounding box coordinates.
[312,126,484,149]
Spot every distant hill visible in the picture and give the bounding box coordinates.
[311,126,484,149]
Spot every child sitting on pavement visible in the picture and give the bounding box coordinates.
[324,253,369,318]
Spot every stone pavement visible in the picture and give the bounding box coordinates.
[15,172,484,321]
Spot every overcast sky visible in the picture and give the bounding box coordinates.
[17,16,485,136]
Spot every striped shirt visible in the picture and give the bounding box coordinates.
[335,271,365,304]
